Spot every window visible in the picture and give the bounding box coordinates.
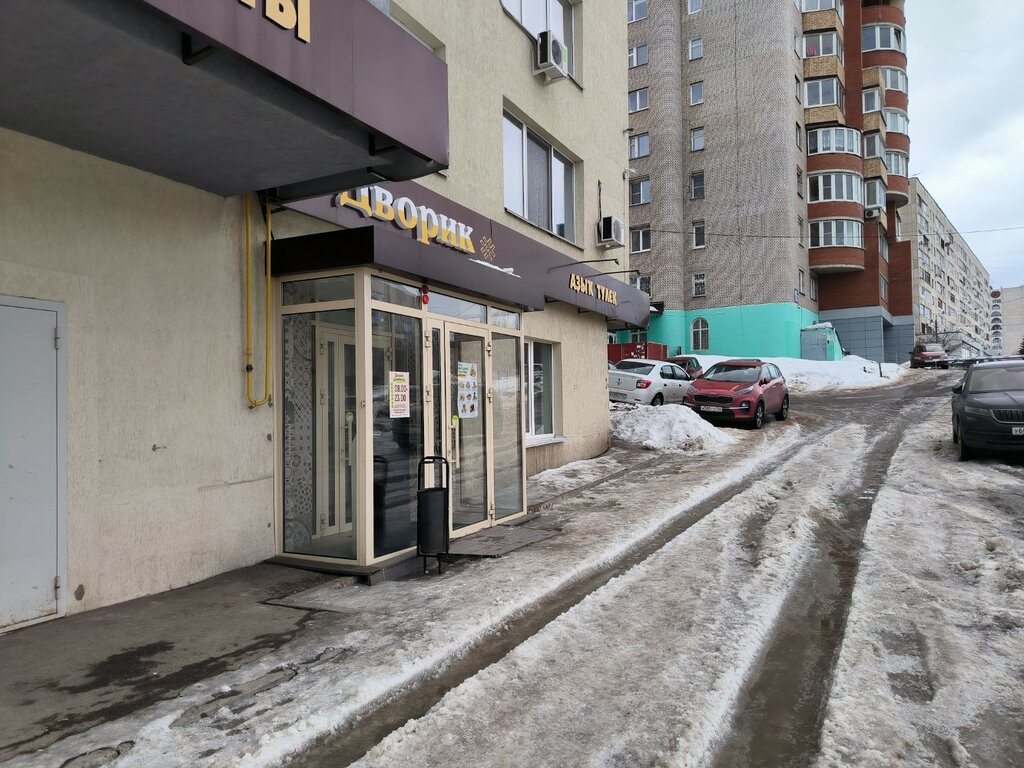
[798,216,806,246]
[798,269,806,295]
[863,88,880,113]
[863,132,882,158]
[895,211,903,240]
[864,178,885,209]
[502,113,575,241]
[628,87,649,113]
[689,37,703,60]
[803,31,842,61]
[808,172,864,204]
[879,230,889,262]
[692,318,709,351]
[691,127,705,151]
[810,275,818,300]
[805,78,843,109]
[884,109,909,134]
[809,219,864,248]
[807,126,861,156]
[690,172,705,199]
[628,44,649,68]
[796,76,802,102]
[690,81,704,105]
[627,0,647,22]
[524,340,554,437]
[631,226,651,253]
[863,24,906,53]
[880,275,889,302]
[796,123,802,149]
[693,273,707,297]
[797,168,804,197]
[884,150,909,177]
[634,274,652,294]
[692,220,706,248]
[501,0,575,74]
[802,0,844,17]
[629,132,650,159]
[882,67,908,93]
[629,178,651,206]
[688,0,702,13]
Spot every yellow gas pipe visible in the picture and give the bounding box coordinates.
[244,193,272,409]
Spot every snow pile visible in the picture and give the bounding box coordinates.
[611,403,735,452]
[691,354,907,393]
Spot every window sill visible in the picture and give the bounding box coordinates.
[526,434,567,449]
[503,209,583,251]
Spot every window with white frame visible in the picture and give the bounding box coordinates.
[692,318,709,351]
[879,230,889,262]
[634,274,652,294]
[863,132,882,158]
[691,127,705,151]
[524,340,555,437]
[690,171,705,199]
[689,37,703,60]
[628,87,649,113]
[798,215,806,246]
[501,0,575,73]
[805,78,844,109]
[802,0,844,18]
[629,132,650,159]
[863,25,906,53]
[796,76,802,102]
[810,275,818,300]
[503,112,575,240]
[629,178,651,206]
[864,178,885,209]
[863,87,880,113]
[884,150,909,177]
[895,211,903,240]
[881,67,908,93]
[880,275,889,302]
[628,44,649,68]
[692,220,706,248]
[809,219,863,248]
[798,269,806,295]
[803,31,842,61]
[797,167,804,197]
[631,226,651,253]
[807,126,861,156]
[690,81,704,105]
[692,273,707,297]
[808,172,864,204]
[627,0,647,23]
[688,0,702,13]
[884,108,909,134]
[796,123,802,148]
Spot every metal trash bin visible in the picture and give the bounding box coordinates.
[417,456,450,574]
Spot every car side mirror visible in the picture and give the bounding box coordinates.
[951,384,963,394]
[761,377,770,385]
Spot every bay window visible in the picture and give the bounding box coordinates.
[808,172,864,204]
[883,108,910,134]
[805,78,844,109]
[809,219,864,248]
[807,126,861,156]
[863,24,906,53]
[884,150,909,177]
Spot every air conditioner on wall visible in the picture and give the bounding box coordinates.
[597,215,625,248]
[865,208,880,219]
[535,30,569,82]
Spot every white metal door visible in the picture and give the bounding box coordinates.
[1,303,59,629]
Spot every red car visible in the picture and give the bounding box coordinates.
[684,359,789,429]
[910,343,949,369]
[667,355,703,379]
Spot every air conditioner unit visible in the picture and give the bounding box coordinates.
[535,30,569,82]
[597,215,625,248]
[865,208,880,220]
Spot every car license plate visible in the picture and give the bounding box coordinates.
[700,405,723,413]
[610,392,626,402]
[1013,426,1024,436]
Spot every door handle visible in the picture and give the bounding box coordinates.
[450,421,461,470]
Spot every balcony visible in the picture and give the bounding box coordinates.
[809,247,865,273]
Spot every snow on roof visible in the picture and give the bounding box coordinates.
[611,404,735,453]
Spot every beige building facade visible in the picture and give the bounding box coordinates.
[991,287,1024,358]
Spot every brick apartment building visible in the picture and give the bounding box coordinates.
[625,0,917,363]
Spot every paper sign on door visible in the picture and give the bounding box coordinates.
[389,371,410,418]
[457,361,479,419]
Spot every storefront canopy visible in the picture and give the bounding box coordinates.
[0,0,448,201]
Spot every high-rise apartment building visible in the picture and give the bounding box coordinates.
[992,287,1024,358]
[626,0,913,362]
[894,179,991,358]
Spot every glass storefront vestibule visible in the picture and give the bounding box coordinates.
[277,267,526,567]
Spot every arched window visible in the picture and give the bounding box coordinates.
[692,318,709,351]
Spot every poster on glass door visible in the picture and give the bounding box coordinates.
[388,371,410,418]
[456,361,479,419]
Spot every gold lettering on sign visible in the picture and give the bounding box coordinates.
[237,0,310,43]
[569,273,618,306]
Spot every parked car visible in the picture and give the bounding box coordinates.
[951,360,1024,461]
[609,359,693,406]
[683,359,789,429]
[910,343,949,369]
[666,355,703,379]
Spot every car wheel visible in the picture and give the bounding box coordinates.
[958,431,972,461]
[651,393,664,406]
[752,401,765,429]
[775,395,789,421]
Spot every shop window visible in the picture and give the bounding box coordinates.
[525,340,555,438]
[503,112,576,241]
[692,318,709,351]
[428,291,487,323]
[283,275,355,305]
[493,333,524,517]
[371,276,420,309]
[490,308,522,330]
[501,0,575,74]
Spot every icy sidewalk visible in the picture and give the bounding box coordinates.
[7,424,799,768]
[816,409,1024,767]
[353,425,872,767]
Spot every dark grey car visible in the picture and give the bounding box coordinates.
[951,360,1024,461]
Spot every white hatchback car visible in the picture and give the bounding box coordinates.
[609,359,694,406]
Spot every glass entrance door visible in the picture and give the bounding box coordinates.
[446,325,490,532]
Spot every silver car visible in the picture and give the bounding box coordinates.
[609,359,694,406]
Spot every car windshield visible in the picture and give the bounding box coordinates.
[967,367,1024,394]
[923,344,944,353]
[616,362,654,375]
[704,364,759,383]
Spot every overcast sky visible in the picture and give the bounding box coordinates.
[906,2,1024,289]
